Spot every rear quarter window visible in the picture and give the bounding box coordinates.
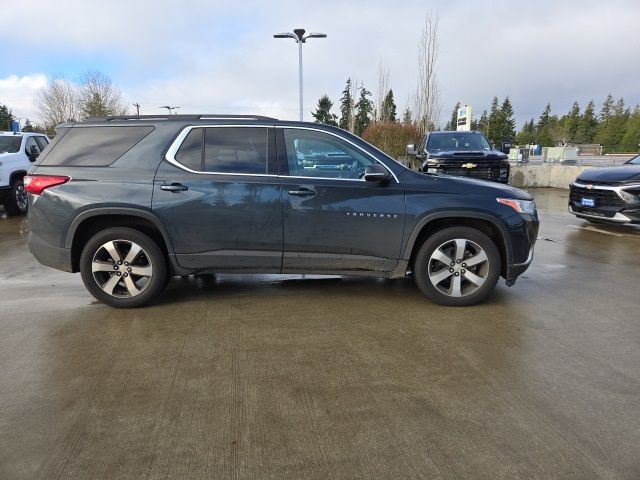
[39,126,154,166]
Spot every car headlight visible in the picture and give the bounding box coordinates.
[497,198,536,215]
[618,189,640,205]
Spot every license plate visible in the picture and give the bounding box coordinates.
[581,197,595,208]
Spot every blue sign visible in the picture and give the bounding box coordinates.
[10,120,20,133]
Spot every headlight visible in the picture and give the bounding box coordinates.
[618,189,640,205]
[497,198,536,215]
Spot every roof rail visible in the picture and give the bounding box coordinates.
[82,114,278,122]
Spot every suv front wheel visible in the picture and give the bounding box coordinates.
[414,226,500,306]
[80,227,167,308]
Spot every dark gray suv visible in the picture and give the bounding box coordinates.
[26,115,538,308]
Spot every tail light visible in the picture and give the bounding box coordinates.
[24,175,70,195]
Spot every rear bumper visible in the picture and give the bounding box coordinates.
[27,231,73,272]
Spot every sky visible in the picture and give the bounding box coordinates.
[1,0,639,128]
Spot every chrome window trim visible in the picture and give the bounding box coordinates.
[164,124,400,182]
[276,125,399,183]
[165,124,277,177]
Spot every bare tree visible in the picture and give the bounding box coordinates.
[375,63,390,122]
[37,77,79,130]
[77,70,128,118]
[414,11,442,133]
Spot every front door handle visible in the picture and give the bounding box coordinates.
[288,188,316,197]
[160,183,188,192]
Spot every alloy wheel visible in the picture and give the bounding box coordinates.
[91,239,153,298]
[427,238,490,298]
[15,183,28,212]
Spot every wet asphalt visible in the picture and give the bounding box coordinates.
[0,188,639,479]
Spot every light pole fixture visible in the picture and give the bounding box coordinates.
[159,106,180,115]
[273,28,326,121]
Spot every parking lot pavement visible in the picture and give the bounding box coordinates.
[0,188,639,480]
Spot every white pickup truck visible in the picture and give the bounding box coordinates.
[0,132,50,215]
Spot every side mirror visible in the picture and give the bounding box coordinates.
[406,144,417,156]
[363,164,391,183]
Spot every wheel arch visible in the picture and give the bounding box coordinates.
[405,212,512,278]
[66,208,174,273]
[9,170,28,185]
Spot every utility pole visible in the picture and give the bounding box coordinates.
[133,103,140,116]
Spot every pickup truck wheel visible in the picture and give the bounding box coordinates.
[80,227,167,308]
[414,226,500,306]
[4,177,28,216]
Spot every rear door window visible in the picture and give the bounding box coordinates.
[39,126,154,166]
[204,127,268,174]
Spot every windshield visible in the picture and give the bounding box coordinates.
[426,133,491,152]
[0,136,22,154]
[628,154,640,165]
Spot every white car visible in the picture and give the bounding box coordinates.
[0,131,50,215]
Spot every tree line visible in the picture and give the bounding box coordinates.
[1,70,128,135]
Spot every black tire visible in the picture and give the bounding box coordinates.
[80,227,167,308]
[4,177,28,216]
[413,226,500,307]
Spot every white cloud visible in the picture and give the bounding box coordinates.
[0,74,48,124]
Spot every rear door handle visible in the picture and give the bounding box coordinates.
[160,183,188,192]
[288,188,316,197]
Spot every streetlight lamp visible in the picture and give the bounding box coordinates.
[273,28,326,121]
[158,106,180,115]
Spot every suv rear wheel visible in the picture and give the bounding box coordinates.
[4,177,28,216]
[414,226,500,306]
[80,227,167,308]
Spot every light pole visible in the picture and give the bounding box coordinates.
[274,28,326,121]
[159,106,180,115]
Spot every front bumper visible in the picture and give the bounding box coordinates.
[504,212,539,286]
[568,182,640,224]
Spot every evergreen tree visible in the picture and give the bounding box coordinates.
[596,96,629,152]
[338,78,354,131]
[516,118,536,145]
[311,95,337,125]
[487,97,500,144]
[445,101,460,131]
[478,110,489,136]
[499,97,516,140]
[354,84,374,136]
[595,94,615,145]
[0,104,13,131]
[578,100,598,143]
[536,103,553,146]
[380,89,397,123]
[402,108,413,124]
[564,101,580,142]
[620,106,640,152]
